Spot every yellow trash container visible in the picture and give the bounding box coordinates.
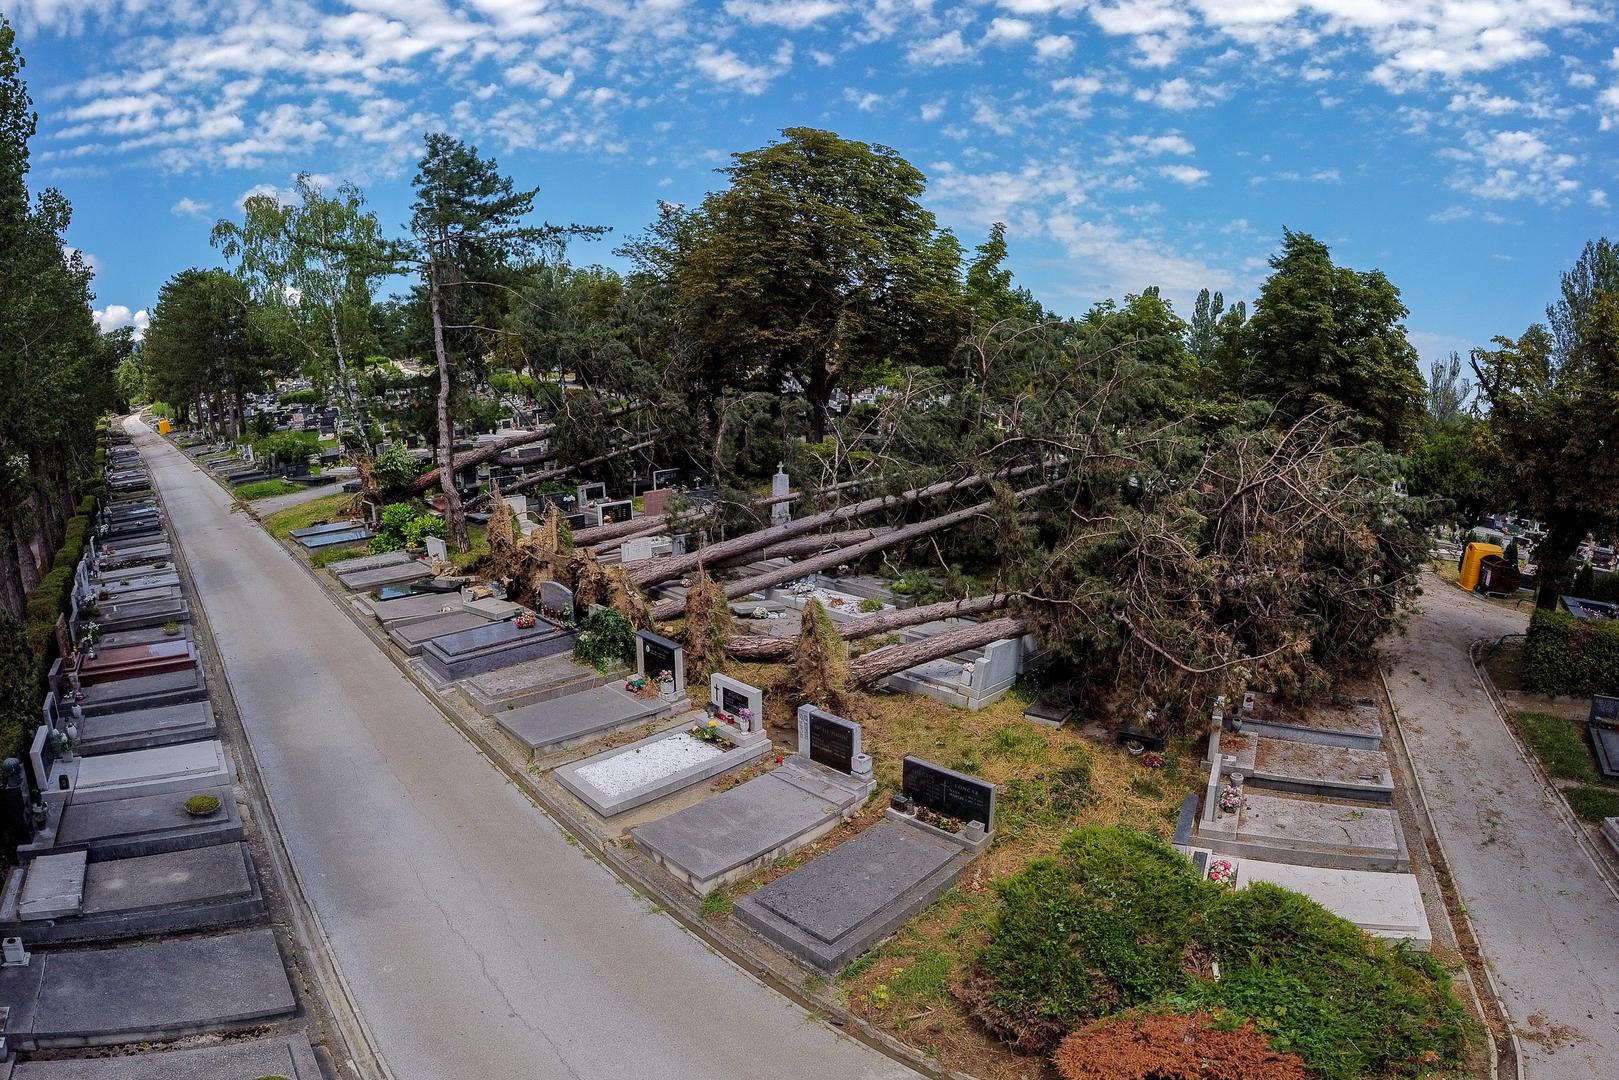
[1458,542,1503,591]
[157,418,172,435]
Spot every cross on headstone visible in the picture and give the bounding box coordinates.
[710,673,763,733]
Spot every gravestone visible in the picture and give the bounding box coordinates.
[41,692,60,732]
[564,511,590,532]
[620,537,656,563]
[711,673,764,734]
[576,481,607,506]
[635,629,685,695]
[642,488,674,517]
[771,464,790,525]
[796,705,871,777]
[425,536,449,563]
[653,467,681,489]
[1591,695,1619,727]
[538,580,574,618]
[597,499,634,525]
[28,726,59,794]
[902,756,996,831]
[502,494,529,518]
[55,616,73,663]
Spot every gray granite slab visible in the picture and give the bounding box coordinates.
[77,700,217,754]
[92,596,190,634]
[300,526,373,549]
[20,850,87,919]
[81,842,252,915]
[68,666,207,716]
[14,1034,323,1080]
[338,560,431,590]
[753,819,957,943]
[0,928,295,1047]
[367,591,466,629]
[461,653,606,714]
[52,783,243,859]
[325,548,413,574]
[496,685,669,752]
[388,610,494,654]
[419,619,575,683]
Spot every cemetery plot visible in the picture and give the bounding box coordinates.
[386,609,501,656]
[775,580,893,622]
[496,683,670,752]
[337,559,432,591]
[554,718,771,818]
[324,548,416,575]
[460,651,606,715]
[733,818,974,973]
[418,616,577,685]
[359,590,467,629]
[1189,852,1431,946]
[1200,790,1409,871]
[72,699,217,756]
[61,739,233,805]
[635,629,685,694]
[21,783,244,863]
[70,640,197,686]
[8,1034,323,1080]
[298,525,374,549]
[1238,735,1395,802]
[1236,689,1384,751]
[88,595,191,635]
[0,842,266,944]
[54,663,206,717]
[0,928,296,1051]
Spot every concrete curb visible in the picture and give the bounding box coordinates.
[256,499,980,1080]
[1377,662,1522,1080]
[147,423,394,1080]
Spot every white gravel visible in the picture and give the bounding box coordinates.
[574,732,726,798]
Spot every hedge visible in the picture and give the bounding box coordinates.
[1522,608,1619,697]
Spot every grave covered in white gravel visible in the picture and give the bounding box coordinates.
[555,717,770,817]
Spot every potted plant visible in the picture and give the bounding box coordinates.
[656,668,675,696]
[1217,784,1244,816]
[184,793,222,817]
[162,621,181,637]
[1207,858,1237,886]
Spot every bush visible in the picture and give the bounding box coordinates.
[369,502,443,553]
[254,430,322,465]
[1523,608,1619,696]
[1053,1012,1307,1080]
[963,827,1467,1078]
[279,389,320,405]
[573,607,635,671]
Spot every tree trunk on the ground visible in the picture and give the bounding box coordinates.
[405,403,643,495]
[427,238,468,552]
[847,617,1029,688]
[628,462,1044,589]
[1534,515,1588,609]
[723,593,1012,659]
[571,477,864,549]
[751,528,896,562]
[647,483,1051,620]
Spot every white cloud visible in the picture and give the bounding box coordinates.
[1134,77,1218,110]
[920,98,947,121]
[985,17,1033,44]
[693,44,791,94]
[907,30,972,66]
[844,87,884,111]
[1033,34,1074,60]
[724,0,845,29]
[170,196,212,217]
[93,304,150,341]
[1159,163,1208,185]
[1130,133,1194,155]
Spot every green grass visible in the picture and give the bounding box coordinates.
[233,478,302,500]
[1511,711,1601,783]
[697,888,732,919]
[263,492,353,541]
[883,949,953,1010]
[310,543,370,568]
[1565,786,1619,821]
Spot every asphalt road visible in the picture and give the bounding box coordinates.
[131,418,917,1080]
[1384,579,1619,1078]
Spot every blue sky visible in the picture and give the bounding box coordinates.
[10,0,1617,370]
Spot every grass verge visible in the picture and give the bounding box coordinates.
[1510,711,1601,784]
[1565,785,1619,821]
[234,478,303,500]
[263,492,353,541]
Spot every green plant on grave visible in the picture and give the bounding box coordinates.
[858,597,884,613]
[369,502,443,554]
[572,607,635,671]
[162,621,181,635]
[184,793,222,816]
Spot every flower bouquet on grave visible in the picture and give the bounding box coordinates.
[751,608,771,620]
[1140,751,1164,769]
[738,708,755,731]
[624,674,649,694]
[1217,784,1244,816]
[514,610,538,630]
[915,805,962,833]
[656,669,675,692]
[1207,858,1237,887]
[690,718,724,744]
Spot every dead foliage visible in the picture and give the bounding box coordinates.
[572,549,651,629]
[786,598,850,714]
[1051,1013,1308,1080]
[679,568,733,686]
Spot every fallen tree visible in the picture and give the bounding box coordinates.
[405,402,642,494]
[847,616,1029,688]
[723,593,1011,659]
[571,475,866,549]
[647,484,1052,620]
[497,437,655,481]
[627,462,1045,589]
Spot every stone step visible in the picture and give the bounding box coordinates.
[9,1033,322,1079]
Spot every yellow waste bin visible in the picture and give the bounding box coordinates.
[1458,542,1503,591]
[156,418,172,435]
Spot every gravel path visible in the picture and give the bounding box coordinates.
[130,418,917,1080]
[1383,577,1619,1078]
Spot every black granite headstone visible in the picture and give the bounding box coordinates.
[598,499,633,524]
[902,757,995,829]
[808,711,857,773]
[721,686,750,716]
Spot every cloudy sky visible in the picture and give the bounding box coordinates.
[11,0,1616,363]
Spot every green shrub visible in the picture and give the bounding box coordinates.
[372,444,419,493]
[962,826,1468,1076]
[254,430,322,465]
[859,597,884,612]
[369,502,442,553]
[573,608,635,671]
[279,388,320,405]
[1523,609,1619,696]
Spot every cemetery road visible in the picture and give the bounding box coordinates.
[128,418,919,1080]
[1384,578,1619,1079]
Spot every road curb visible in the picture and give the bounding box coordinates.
[1378,661,1522,1080]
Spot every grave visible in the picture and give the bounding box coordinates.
[1195,852,1432,946]
[70,640,197,686]
[0,842,265,944]
[642,487,674,517]
[882,635,1027,712]
[56,739,233,805]
[10,1033,323,1080]
[619,536,656,563]
[417,616,577,686]
[1236,690,1384,751]
[632,705,877,895]
[889,756,996,853]
[0,928,295,1050]
[709,673,764,733]
[289,520,362,539]
[595,498,634,526]
[460,652,610,716]
[1199,790,1409,871]
[386,609,502,656]
[358,589,466,629]
[324,548,416,575]
[635,629,685,696]
[94,569,179,595]
[337,558,432,591]
[653,467,682,489]
[1023,700,1074,728]
[1589,696,1619,781]
[576,481,607,506]
[89,594,191,635]
[537,579,574,621]
[1228,734,1394,803]
[19,783,243,863]
[554,715,771,818]
[53,661,206,717]
[733,817,975,973]
[298,525,374,549]
[73,699,217,755]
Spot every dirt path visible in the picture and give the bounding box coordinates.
[1383,576,1619,1078]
